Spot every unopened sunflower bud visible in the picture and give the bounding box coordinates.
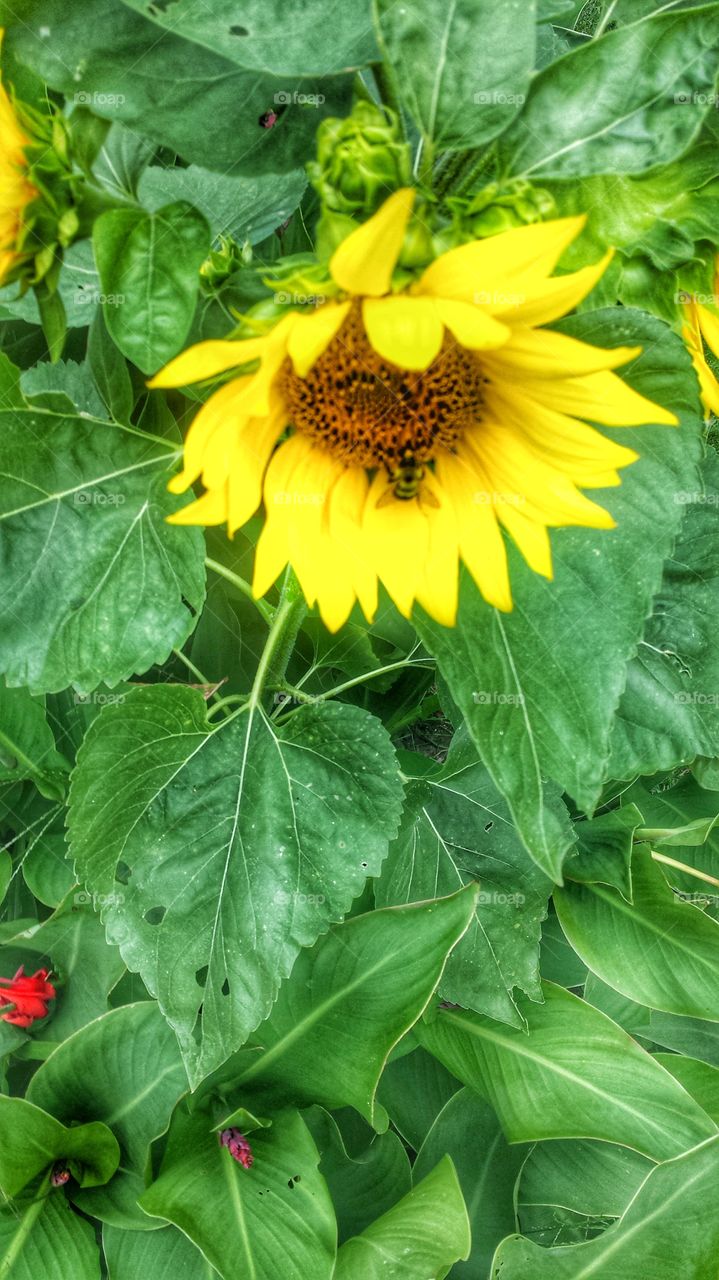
[308,100,411,218]
[218,1128,253,1169]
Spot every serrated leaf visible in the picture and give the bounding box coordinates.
[0,408,205,692]
[68,686,404,1084]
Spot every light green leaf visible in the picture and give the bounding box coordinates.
[415,311,702,877]
[655,1053,719,1124]
[87,311,134,424]
[499,7,719,178]
[235,889,477,1126]
[140,1108,336,1280]
[334,1155,470,1280]
[304,1108,412,1245]
[493,1135,719,1277]
[0,684,69,801]
[374,0,536,152]
[0,408,205,693]
[69,686,404,1085]
[0,1196,101,1280]
[27,1003,187,1228]
[0,1095,119,1197]
[416,983,717,1159]
[517,1139,652,1247]
[104,1224,218,1279]
[376,734,552,1026]
[93,203,210,375]
[567,804,643,898]
[414,1088,527,1278]
[137,166,307,244]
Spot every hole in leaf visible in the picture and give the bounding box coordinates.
[196,965,208,988]
[115,861,132,885]
[221,978,230,996]
[484,821,494,832]
[229,24,249,34]
[144,906,166,925]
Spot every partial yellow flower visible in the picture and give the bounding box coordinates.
[152,189,677,632]
[683,283,719,418]
[0,38,36,285]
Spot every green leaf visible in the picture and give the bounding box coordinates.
[104,1224,218,1279]
[567,804,643,898]
[0,683,69,801]
[87,310,134,423]
[556,844,719,1017]
[137,165,307,244]
[416,983,717,1159]
[499,6,719,179]
[645,1010,719,1065]
[234,888,477,1126]
[334,1155,470,1279]
[374,0,536,153]
[93,203,210,376]
[609,451,719,779]
[655,1053,719,1124]
[27,1003,187,1228]
[0,1095,119,1197]
[493,1134,719,1277]
[0,1196,101,1280]
[119,0,378,73]
[0,408,205,692]
[6,0,353,176]
[376,734,552,1026]
[415,311,701,877]
[414,1088,527,1277]
[69,686,404,1084]
[517,1139,652,1247]
[376,1046,461,1152]
[140,1107,336,1280]
[21,358,107,418]
[304,1107,411,1244]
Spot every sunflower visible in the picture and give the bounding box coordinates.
[682,280,719,418]
[0,40,36,286]
[152,189,677,631]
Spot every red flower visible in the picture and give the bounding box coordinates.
[218,1128,253,1169]
[0,966,56,1027]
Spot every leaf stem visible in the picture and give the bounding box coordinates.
[249,572,308,713]
[651,849,719,890]
[205,558,273,623]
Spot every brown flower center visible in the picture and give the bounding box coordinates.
[280,304,484,471]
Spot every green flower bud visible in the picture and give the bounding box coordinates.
[308,100,411,217]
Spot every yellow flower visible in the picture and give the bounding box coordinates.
[152,189,677,632]
[682,279,719,418]
[0,43,35,286]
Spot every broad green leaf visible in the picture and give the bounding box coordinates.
[20,359,107,417]
[624,776,719,889]
[93,203,210,375]
[87,311,134,424]
[119,0,378,73]
[646,1010,719,1065]
[334,1156,470,1279]
[415,311,702,877]
[0,1196,101,1280]
[376,1046,462,1152]
[0,1095,119,1197]
[493,1134,719,1277]
[6,906,126,1038]
[416,983,717,1159]
[555,845,719,1018]
[0,408,205,692]
[414,1088,527,1278]
[140,1108,336,1280]
[27,1003,187,1228]
[235,889,477,1126]
[0,684,69,800]
[375,0,536,152]
[6,0,353,175]
[609,452,719,779]
[138,165,307,244]
[69,686,404,1084]
[304,1108,411,1244]
[567,804,643,898]
[584,971,652,1036]
[376,735,552,1026]
[539,911,588,987]
[20,810,76,907]
[104,1224,218,1279]
[499,7,719,179]
[517,1139,652,1247]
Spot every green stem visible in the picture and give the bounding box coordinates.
[651,849,719,890]
[205,558,273,624]
[239,572,308,716]
[172,647,219,696]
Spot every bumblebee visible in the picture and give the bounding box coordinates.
[376,453,439,508]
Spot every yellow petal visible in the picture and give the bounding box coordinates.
[483,326,641,378]
[499,505,554,579]
[518,368,678,427]
[435,448,512,612]
[417,216,587,302]
[362,473,429,617]
[496,253,614,326]
[362,295,443,369]
[287,301,352,377]
[696,301,719,359]
[166,484,228,526]
[284,445,341,606]
[227,406,286,535]
[253,435,308,598]
[434,299,510,350]
[167,376,254,493]
[327,467,378,624]
[330,188,415,297]
[149,337,268,389]
[413,470,459,627]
